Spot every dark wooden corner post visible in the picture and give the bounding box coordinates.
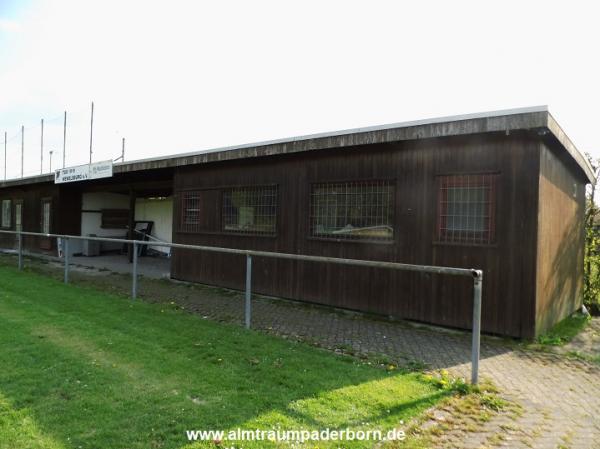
[127,187,136,263]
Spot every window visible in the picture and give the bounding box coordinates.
[182,191,202,227]
[41,199,51,234]
[179,189,220,233]
[1,200,11,228]
[437,174,496,244]
[15,201,22,232]
[101,209,129,229]
[309,180,394,241]
[222,186,277,235]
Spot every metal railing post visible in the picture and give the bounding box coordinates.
[17,232,23,270]
[471,270,483,385]
[245,254,252,329]
[132,241,138,299]
[63,237,69,284]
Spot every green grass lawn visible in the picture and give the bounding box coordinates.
[0,265,447,449]
[536,312,591,346]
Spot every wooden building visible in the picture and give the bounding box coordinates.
[0,106,594,338]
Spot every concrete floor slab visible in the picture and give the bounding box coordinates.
[70,253,171,279]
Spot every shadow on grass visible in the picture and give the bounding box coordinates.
[0,265,446,449]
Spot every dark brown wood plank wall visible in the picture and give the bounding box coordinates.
[171,132,541,338]
[0,182,61,254]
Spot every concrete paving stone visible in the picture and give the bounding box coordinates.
[193,294,600,448]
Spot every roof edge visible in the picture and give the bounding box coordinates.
[545,112,596,184]
[115,105,551,168]
[1,105,593,188]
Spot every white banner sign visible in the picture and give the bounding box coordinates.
[55,160,113,184]
[89,160,113,180]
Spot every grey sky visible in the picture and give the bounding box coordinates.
[1,0,598,179]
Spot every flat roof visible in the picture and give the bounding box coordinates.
[1,106,595,188]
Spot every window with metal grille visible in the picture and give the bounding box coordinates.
[309,180,394,241]
[437,174,496,244]
[1,199,11,228]
[222,186,278,235]
[41,199,51,234]
[180,191,202,232]
[178,189,220,233]
[15,201,22,232]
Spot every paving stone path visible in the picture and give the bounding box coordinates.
[169,292,600,449]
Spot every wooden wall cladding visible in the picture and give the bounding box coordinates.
[535,143,585,335]
[172,132,542,338]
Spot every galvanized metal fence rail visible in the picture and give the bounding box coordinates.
[0,229,484,384]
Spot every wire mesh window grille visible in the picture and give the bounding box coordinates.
[222,186,278,235]
[1,200,11,228]
[437,174,496,244]
[180,191,202,232]
[15,202,22,232]
[41,200,51,234]
[310,180,394,241]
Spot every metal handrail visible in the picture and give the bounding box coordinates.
[2,230,479,276]
[133,229,168,244]
[0,229,483,384]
